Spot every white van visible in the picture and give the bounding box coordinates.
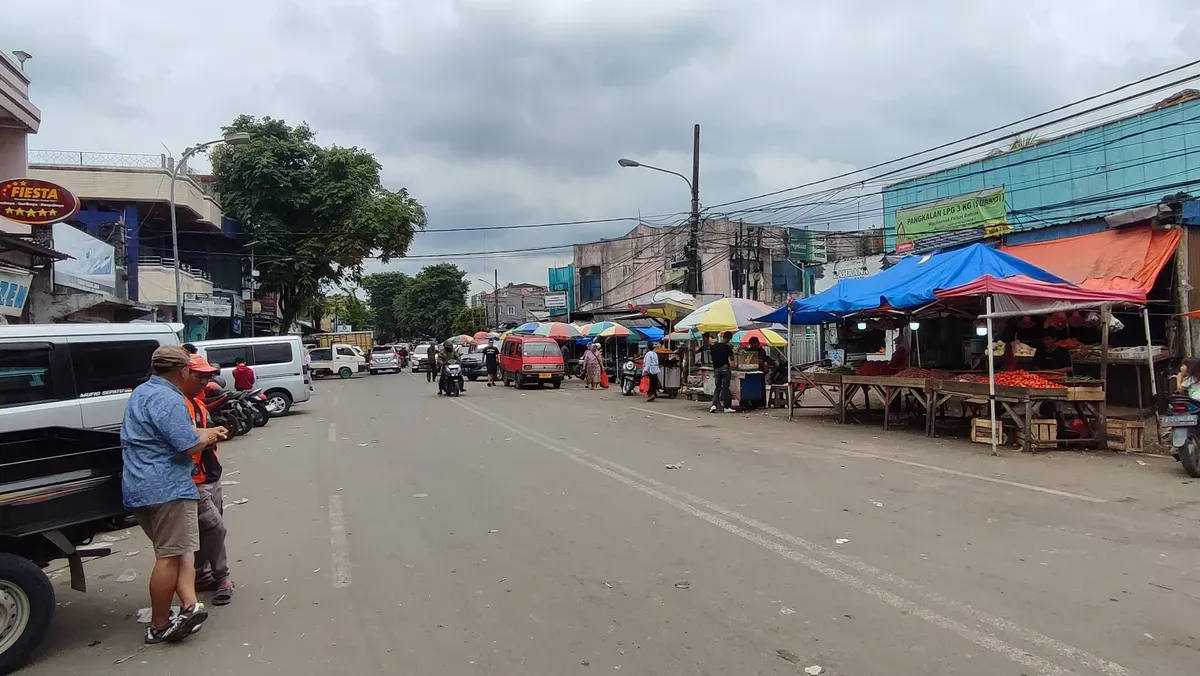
[191,336,313,416]
[0,322,183,433]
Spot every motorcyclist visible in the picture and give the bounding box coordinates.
[437,341,463,395]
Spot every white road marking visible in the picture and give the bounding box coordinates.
[630,406,692,421]
[328,495,352,588]
[327,423,337,443]
[823,447,1107,504]
[455,398,1137,676]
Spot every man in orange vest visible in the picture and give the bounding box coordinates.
[183,354,234,606]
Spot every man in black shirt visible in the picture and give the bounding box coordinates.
[709,331,735,413]
[482,338,501,387]
[1031,334,1072,374]
[426,341,438,383]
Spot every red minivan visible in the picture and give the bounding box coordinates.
[499,335,565,389]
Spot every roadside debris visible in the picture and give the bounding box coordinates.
[488,529,499,533]
[412,493,429,498]
[804,666,824,675]
[835,539,849,545]
[229,498,251,506]
[775,649,801,664]
[665,462,683,469]
[780,607,796,615]
[870,500,883,507]
[1136,460,1148,466]
[101,531,131,543]
[223,480,240,485]
[124,550,140,557]
[673,580,690,590]
[116,568,137,583]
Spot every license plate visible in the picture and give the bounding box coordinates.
[539,373,552,379]
[1163,414,1197,427]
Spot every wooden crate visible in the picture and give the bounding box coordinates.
[1016,418,1058,449]
[1066,385,1105,401]
[971,418,1009,445]
[1107,418,1145,452]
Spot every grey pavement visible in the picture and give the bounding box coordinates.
[19,371,1200,675]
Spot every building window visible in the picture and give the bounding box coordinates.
[507,306,516,316]
[0,344,56,406]
[579,266,601,302]
[69,341,159,396]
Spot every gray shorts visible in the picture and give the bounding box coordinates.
[132,498,200,558]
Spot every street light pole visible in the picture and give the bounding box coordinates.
[168,131,251,325]
[478,274,501,329]
[617,123,702,294]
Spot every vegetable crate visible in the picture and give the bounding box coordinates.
[1106,418,1145,453]
[1016,419,1058,449]
[971,418,1009,445]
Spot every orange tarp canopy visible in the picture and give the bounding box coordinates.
[1001,225,1180,294]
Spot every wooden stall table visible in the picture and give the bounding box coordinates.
[840,375,932,431]
[928,380,1106,452]
[789,371,846,410]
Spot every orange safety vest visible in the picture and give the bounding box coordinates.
[183,396,219,485]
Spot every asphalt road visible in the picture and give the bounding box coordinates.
[19,370,1200,675]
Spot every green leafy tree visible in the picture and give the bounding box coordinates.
[451,306,489,336]
[393,264,469,339]
[211,115,426,332]
[361,271,411,341]
[321,292,373,331]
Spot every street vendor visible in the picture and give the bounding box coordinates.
[1031,334,1072,374]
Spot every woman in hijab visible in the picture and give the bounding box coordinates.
[582,342,605,389]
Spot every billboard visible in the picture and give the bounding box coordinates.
[0,178,79,226]
[52,223,116,296]
[895,187,1009,246]
[545,291,568,312]
[184,293,233,317]
[0,267,33,317]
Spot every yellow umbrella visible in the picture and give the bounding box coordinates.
[674,297,777,333]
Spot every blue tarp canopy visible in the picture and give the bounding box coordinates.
[756,243,1068,325]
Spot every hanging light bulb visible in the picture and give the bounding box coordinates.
[856,321,867,330]
[975,323,988,336]
[909,321,920,331]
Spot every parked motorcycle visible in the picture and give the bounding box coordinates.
[619,360,639,396]
[203,385,252,437]
[241,388,271,427]
[439,362,464,397]
[1165,395,1200,477]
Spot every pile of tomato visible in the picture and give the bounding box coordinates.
[992,370,1067,389]
[855,361,893,376]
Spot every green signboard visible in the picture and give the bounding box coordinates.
[895,187,1009,245]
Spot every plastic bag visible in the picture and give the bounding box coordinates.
[599,371,610,388]
[639,375,650,393]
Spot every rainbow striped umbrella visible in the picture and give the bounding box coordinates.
[472,331,495,340]
[512,322,541,334]
[445,334,474,346]
[528,322,581,339]
[731,328,787,347]
[667,328,703,342]
[675,297,778,332]
[587,322,633,338]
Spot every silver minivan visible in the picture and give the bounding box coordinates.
[191,336,312,415]
[0,322,183,433]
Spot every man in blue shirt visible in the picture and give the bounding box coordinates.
[122,345,227,644]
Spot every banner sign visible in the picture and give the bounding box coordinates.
[184,292,233,317]
[0,178,79,226]
[0,267,33,317]
[52,223,116,295]
[545,291,568,311]
[895,187,1009,245]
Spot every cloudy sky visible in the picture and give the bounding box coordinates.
[3,0,1198,293]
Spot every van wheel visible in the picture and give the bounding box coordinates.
[265,390,293,416]
[0,554,55,675]
[502,371,510,387]
[552,379,562,389]
[338,367,353,379]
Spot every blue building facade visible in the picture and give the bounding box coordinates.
[883,92,1200,250]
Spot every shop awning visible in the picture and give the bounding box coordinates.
[1001,224,1180,293]
[758,243,1066,324]
[935,274,1147,318]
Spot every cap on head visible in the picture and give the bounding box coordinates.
[188,353,220,374]
[151,345,191,372]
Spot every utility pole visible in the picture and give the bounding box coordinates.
[494,269,500,329]
[688,123,701,296]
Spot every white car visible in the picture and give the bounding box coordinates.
[411,343,434,372]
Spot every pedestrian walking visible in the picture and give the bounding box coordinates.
[643,342,661,402]
[582,343,604,389]
[121,345,227,644]
[709,331,734,413]
[426,341,438,383]
[182,356,233,606]
[482,338,501,386]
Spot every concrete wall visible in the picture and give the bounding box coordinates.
[138,264,213,305]
[28,165,224,229]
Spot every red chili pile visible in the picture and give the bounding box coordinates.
[855,361,893,376]
[893,367,950,380]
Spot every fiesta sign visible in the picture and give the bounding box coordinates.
[0,178,80,226]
